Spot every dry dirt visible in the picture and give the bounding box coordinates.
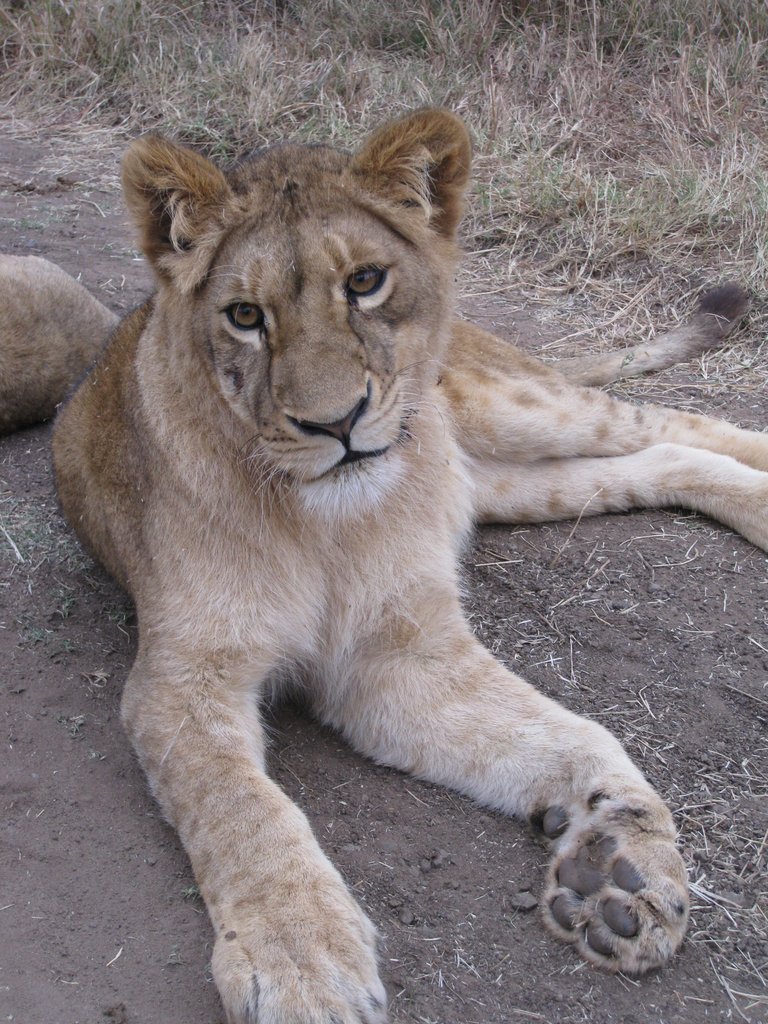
[1,129,767,1024]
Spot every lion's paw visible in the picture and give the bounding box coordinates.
[211,888,387,1024]
[537,798,689,974]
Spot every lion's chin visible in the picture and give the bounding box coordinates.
[296,449,405,519]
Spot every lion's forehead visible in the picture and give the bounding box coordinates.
[224,143,356,224]
[227,141,350,193]
[193,142,432,303]
[209,204,409,301]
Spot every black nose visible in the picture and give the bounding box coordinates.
[290,382,371,449]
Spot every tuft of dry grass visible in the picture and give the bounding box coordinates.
[0,486,89,576]
[1,1,767,355]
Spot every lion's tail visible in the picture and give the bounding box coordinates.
[0,254,118,435]
[554,283,750,387]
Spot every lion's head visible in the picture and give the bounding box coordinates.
[121,110,471,490]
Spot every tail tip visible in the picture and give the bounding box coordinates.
[697,282,750,326]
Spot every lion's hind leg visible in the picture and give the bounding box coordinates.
[471,444,768,551]
[446,345,768,474]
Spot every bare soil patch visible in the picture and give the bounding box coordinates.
[1,131,766,1024]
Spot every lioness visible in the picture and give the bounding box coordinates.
[10,109,766,1023]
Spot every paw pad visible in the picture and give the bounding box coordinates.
[543,813,688,975]
[542,805,568,838]
[553,833,643,917]
[556,834,618,895]
[612,856,645,892]
[557,855,603,895]
[585,921,616,957]
[550,893,578,930]
[603,896,638,937]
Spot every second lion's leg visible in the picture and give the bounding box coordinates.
[314,595,689,975]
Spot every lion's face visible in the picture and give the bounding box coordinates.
[202,146,452,484]
[122,111,471,485]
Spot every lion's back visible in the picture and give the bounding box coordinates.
[0,255,118,434]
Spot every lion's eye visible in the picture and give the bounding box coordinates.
[346,266,386,299]
[225,302,264,331]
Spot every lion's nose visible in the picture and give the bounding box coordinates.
[289,381,371,449]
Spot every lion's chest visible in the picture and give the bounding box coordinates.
[144,436,474,686]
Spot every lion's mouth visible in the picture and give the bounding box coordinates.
[337,445,390,467]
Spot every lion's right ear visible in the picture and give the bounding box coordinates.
[121,136,234,293]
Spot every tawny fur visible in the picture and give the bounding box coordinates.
[3,109,765,1024]
[0,255,118,433]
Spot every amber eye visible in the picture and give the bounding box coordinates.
[346,266,386,299]
[225,302,264,331]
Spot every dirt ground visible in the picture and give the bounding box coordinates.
[1,128,767,1024]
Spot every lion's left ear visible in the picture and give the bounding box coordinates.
[350,109,471,238]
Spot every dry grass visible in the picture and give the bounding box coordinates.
[0,486,85,573]
[1,0,767,349]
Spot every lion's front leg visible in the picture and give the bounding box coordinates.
[122,648,386,1024]
[316,595,688,975]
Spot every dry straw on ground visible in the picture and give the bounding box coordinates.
[2,0,767,350]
